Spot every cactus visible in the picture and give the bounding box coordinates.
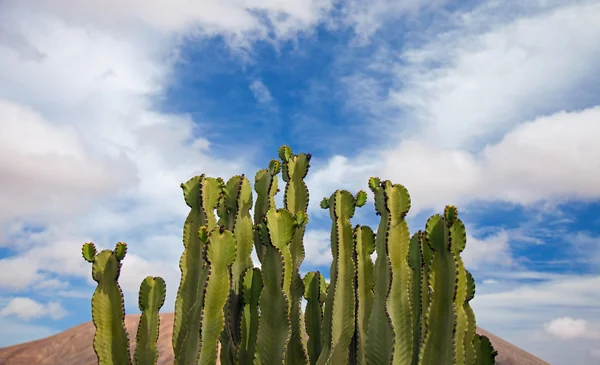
[82,242,132,365]
[352,224,375,365]
[254,208,297,364]
[303,272,327,365]
[198,226,237,365]
[81,145,497,365]
[280,145,312,365]
[316,190,363,365]
[134,276,166,365]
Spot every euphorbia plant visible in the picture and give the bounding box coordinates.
[82,145,497,365]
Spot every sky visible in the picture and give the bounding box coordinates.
[0,0,599,363]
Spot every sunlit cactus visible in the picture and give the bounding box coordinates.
[81,145,496,365]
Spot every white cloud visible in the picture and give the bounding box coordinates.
[3,0,334,46]
[462,230,513,270]
[388,0,600,149]
[544,317,600,340]
[249,79,274,104]
[303,229,333,266]
[0,4,251,304]
[309,105,600,215]
[338,0,445,42]
[0,297,68,321]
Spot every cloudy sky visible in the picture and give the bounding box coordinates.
[1,0,599,363]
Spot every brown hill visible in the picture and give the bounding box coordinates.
[0,312,548,365]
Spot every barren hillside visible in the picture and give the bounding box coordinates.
[0,312,549,365]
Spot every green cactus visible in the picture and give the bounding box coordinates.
[172,175,221,365]
[316,190,361,365]
[383,182,414,365]
[134,276,166,365]
[474,335,498,365]
[365,179,395,365]
[198,226,237,365]
[254,208,297,365]
[303,271,327,365]
[218,175,254,365]
[407,232,425,365]
[353,225,375,365]
[82,242,132,365]
[418,213,459,365]
[253,160,281,262]
[80,145,498,365]
[464,271,477,365]
[280,145,312,365]
[237,267,263,364]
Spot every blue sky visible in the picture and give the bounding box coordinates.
[1,0,600,364]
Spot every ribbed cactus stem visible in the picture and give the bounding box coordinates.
[365,178,394,365]
[303,271,327,365]
[383,182,414,365]
[316,190,361,365]
[237,267,263,364]
[134,276,166,365]
[464,271,477,365]
[217,175,254,365]
[253,160,281,263]
[474,335,498,365]
[353,225,375,365]
[254,208,296,365]
[82,242,132,365]
[197,226,237,365]
[418,213,459,365]
[280,145,312,365]
[407,232,425,365]
[447,206,469,365]
[172,175,221,365]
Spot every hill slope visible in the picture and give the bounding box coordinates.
[0,312,549,365]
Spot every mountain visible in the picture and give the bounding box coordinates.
[0,312,549,365]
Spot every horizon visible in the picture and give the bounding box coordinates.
[1,1,600,364]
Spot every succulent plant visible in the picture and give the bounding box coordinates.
[82,145,497,365]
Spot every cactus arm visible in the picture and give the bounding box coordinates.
[173,176,221,364]
[420,231,433,348]
[316,190,357,365]
[254,160,281,263]
[418,214,458,365]
[197,227,238,365]
[218,175,254,365]
[83,243,132,365]
[134,276,166,365]
[303,271,327,365]
[354,226,375,365]
[254,208,296,365]
[464,271,477,365]
[384,182,414,365]
[237,267,263,364]
[474,335,498,365]
[280,145,312,365]
[448,208,468,365]
[365,178,394,365]
[407,232,425,365]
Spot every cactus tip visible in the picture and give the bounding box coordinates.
[444,205,458,225]
[198,226,209,242]
[82,242,97,262]
[320,197,330,209]
[355,190,367,207]
[278,145,292,161]
[368,177,381,191]
[114,242,127,261]
[268,159,281,175]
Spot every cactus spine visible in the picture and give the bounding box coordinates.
[81,145,497,365]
